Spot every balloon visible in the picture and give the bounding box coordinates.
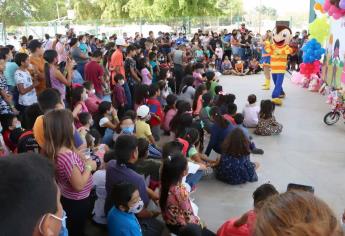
[301,39,326,63]
[314,2,323,11]
[323,0,345,19]
[309,17,330,44]
[340,0,345,9]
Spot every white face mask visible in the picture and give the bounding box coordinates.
[145,114,151,121]
[128,200,144,214]
[15,122,22,129]
[89,119,94,126]
[82,93,88,101]
[118,80,125,86]
[91,89,96,94]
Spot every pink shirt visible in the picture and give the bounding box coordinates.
[56,151,93,200]
[56,41,68,64]
[163,108,177,131]
[85,93,101,115]
[141,68,152,85]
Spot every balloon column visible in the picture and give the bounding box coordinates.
[300,40,325,78]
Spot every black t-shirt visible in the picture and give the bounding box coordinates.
[209,38,222,51]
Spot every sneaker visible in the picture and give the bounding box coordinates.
[251,148,264,155]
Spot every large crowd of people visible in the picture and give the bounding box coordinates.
[0,25,343,236]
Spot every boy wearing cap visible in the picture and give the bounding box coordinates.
[135,105,156,145]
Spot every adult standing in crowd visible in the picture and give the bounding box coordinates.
[28,39,46,94]
[70,37,89,80]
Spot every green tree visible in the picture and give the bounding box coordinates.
[74,0,102,21]
[255,5,277,20]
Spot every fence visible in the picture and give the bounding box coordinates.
[8,15,308,41]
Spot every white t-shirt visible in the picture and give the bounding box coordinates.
[15,69,37,106]
[99,117,110,127]
[215,47,224,59]
[243,103,260,128]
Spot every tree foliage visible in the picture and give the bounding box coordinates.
[0,0,244,25]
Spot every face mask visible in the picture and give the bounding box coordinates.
[15,122,22,129]
[82,93,88,101]
[59,211,68,236]
[0,124,2,133]
[128,200,144,214]
[145,114,151,121]
[118,80,125,86]
[77,42,80,47]
[89,119,94,126]
[91,89,96,94]
[122,125,135,134]
[167,72,171,78]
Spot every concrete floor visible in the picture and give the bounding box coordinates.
[195,73,345,232]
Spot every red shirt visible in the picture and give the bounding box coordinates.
[84,61,104,95]
[146,98,163,126]
[223,114,237,126]
[112,84,126,108]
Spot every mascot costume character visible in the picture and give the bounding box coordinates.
[265,22,293,106]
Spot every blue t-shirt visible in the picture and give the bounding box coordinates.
[107,207,142,236]
[4,62,19,86]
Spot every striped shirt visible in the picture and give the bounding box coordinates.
[56,150,93,200]
[265,42,293,73]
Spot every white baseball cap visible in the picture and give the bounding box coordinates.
[115,38,128,46]
[136,105,150,118]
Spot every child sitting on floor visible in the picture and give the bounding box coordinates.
[255,100,283,136]
[246,57,261,75]
[215,128,259,185]
[231,54,246,76]
[234,113,264,155]
[163,94,177,136]
[217,183,278,236]
[221,56,235,75]
[192,63,205,87]
[243,94,260,128]
[199,93,214,133]
[184,128,219,168]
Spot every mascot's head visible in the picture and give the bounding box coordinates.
[273,22,292,47]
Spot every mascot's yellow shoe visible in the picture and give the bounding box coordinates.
[262,79,270,90]
[272,98,283,106]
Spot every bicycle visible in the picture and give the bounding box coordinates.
[323,99,345,125]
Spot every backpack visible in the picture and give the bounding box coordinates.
[16,130,40,154]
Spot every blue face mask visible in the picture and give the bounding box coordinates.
[59,211,68,236]
[122,125,135,134]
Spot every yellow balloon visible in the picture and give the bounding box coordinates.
[309,17,330,44]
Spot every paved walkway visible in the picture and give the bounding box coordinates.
[195,73,345,231]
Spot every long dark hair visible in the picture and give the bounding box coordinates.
[134,84,149,105]
[210,106,228,129]
[159,153,188,211]
[181,75,194,94]
[192,84,206,111]
[222,127,250,157]
[43,50,58,88]
[259,100,275,119]
[205,71,216,90]
[170,101,192,134]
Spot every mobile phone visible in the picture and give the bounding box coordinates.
[287,183,314,193]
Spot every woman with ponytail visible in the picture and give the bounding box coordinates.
[205,106,234,156]
[160,153,215,235]
[43,49,73,101]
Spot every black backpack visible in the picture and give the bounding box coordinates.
[16,130,40,154]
